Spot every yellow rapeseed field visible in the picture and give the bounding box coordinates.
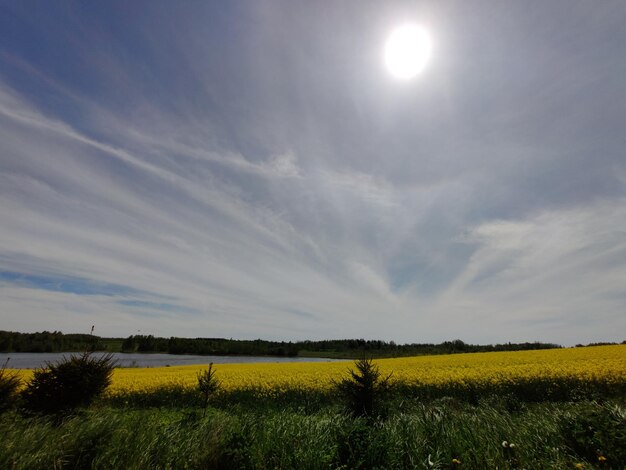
[9,345,626,396]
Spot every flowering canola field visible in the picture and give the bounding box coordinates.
[10,345,626,396]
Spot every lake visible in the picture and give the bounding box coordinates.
[0,352,342,369]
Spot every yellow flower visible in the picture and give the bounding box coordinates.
[28,343,621,398]
[598,455,607,462]
[452,458,461,465]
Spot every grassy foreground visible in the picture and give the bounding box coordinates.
[1,398,625,469]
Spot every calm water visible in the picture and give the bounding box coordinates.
[1,352,342,369]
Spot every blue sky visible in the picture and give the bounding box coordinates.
[1,1,625,344]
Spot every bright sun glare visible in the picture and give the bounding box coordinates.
[384,24,432,79]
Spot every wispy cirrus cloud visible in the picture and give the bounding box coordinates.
[0,79,408,339]
[1,1,625,344]
[424,201,626,344]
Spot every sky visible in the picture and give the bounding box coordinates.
[1,1,625,345]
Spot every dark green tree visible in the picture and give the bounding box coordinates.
[197,363,220,417]
[336,358,392,419]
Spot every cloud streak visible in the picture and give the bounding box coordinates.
[1,1,625,344]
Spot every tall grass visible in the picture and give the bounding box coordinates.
[1,400,624,469]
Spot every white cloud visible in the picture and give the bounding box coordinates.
[0,81,412,340]
[427,200,626,344]
[1,19,626,348]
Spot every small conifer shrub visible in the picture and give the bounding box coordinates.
[197,362,220,417]
[335,358,392,418]
[22,352,115,414]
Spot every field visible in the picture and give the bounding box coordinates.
[2,345,626,469]
[111,344,625,392]
[10,344,626,398]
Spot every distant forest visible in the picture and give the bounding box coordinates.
[4,329,606,359]
[0,330,113,354]
[120,335,566,358]
[2,330,622,358]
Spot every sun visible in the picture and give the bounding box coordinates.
[384,24,432,79]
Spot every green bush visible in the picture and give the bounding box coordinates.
[0,359,21,413]
[21,352,115,414]
[335,358,391,419]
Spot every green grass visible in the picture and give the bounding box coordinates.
[1,399,624,469]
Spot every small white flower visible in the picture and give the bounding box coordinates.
[502,441,509,448]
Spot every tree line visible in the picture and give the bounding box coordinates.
[1,330,572,358]
[121,335,300,356]
[121,335,564,357]
[0,330,113,353]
